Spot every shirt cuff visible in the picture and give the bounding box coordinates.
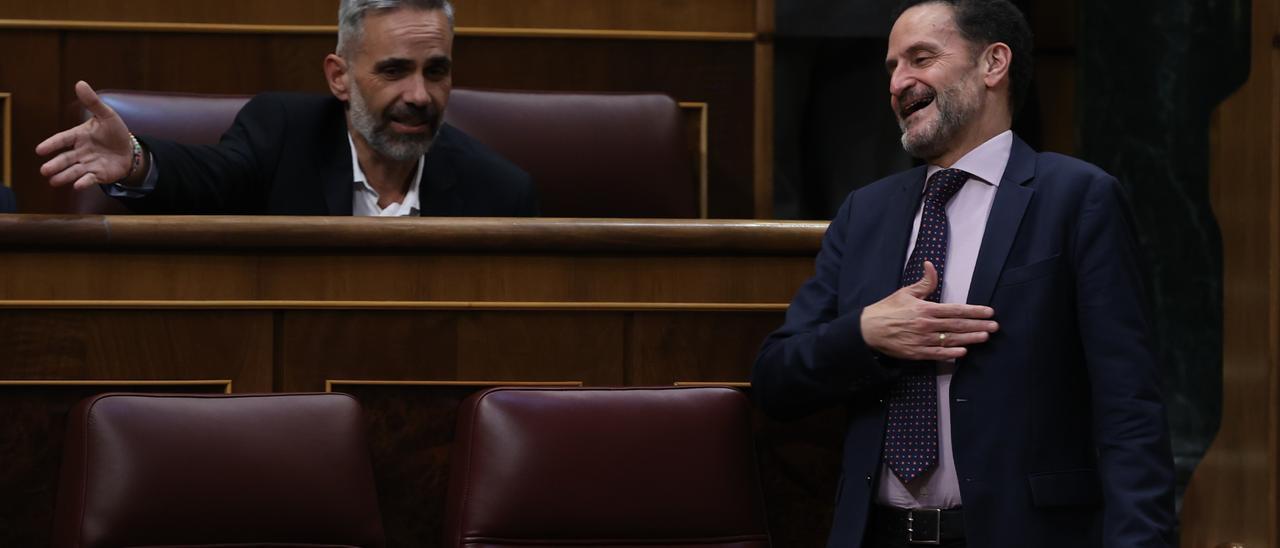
[103,152,158,198]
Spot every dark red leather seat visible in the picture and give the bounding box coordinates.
[74,89,698,218]
[444,387,771,547]
[444,89,698,218]
[51,392,385,548]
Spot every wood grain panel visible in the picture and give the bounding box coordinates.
[1180,0,1279,544]
[0,1,338,25]
[0,216,826,251]
[456,311,625,384]
[0,252,261,301]
[458,0,757,33]
[278,311,460,391]
[0,31,61,213]
[0,310,273,391]
[454,37,757,217]
[278,312,771,390]
[0,0,759,32]
[62,32,333,98]
[260,254,811,303]
[627,311,784,385]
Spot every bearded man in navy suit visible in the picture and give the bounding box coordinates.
[752,1,1176,547]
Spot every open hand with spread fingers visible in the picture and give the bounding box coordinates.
[35,81,145,190]
[860,261,999,361]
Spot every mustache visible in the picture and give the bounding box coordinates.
[383,102,439,128]
[897,86,936,113]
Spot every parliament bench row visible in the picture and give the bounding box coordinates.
[48,387,771,548]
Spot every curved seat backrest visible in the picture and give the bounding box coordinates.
[52,392,386,548]
[444,387,771,547]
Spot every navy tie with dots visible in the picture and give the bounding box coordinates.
[882,167,971,485]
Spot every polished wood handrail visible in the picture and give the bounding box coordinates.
[0,215,827,253]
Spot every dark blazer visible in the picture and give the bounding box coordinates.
[119,93,537,216]
[0,185,15,213]
[752,136,1175,548]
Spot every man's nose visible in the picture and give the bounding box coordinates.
[888,67,912,98]
[404,74,431,106]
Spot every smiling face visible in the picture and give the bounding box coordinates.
[886,2,992,163]
[329,7,453,162]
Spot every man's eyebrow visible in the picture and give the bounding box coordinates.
[373,58,412,71]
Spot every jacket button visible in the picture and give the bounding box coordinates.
[865,474,872,484]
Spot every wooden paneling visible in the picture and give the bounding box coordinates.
[1,92,10,187]
[752,0,774,217]
[1180,0,1280,545]
[0,216,821,548]
[279,310,634,391]
[0,1,337,25]
[628,312,781,385]
[0,31,60,212]
[0,253,262,300]
[0,310,272,390]
[459,0,757,33]
[0,0,758,32]
[64,32,334,94]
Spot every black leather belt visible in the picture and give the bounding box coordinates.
[869,505,965,545]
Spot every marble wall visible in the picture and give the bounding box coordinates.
[1078,0,1249,508]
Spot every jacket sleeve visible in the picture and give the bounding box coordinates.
[122,95,284,214]
[751,191,897,421]
[1072,175,1176,547]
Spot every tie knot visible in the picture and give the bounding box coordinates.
[925,168,971,204]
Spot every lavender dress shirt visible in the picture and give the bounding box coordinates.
[875,130,1013,509]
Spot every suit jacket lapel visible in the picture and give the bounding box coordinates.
[321,103,355,215]
[872,166,929,299]
[418,125,461,216]
[966,135,1036,306]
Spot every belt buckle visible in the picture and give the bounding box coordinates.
[907,508,942,545]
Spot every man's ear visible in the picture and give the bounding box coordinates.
[981,42,1012,90]
[324,53,351,101]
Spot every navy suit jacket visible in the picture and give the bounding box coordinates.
[0,185,15,213]
[752,136,1175,548]
[117,93,537,216]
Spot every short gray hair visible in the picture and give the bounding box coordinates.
[336,0,455,57]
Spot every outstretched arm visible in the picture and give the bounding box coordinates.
[36,81,149,189]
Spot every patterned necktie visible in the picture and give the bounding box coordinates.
[882,167,971,485]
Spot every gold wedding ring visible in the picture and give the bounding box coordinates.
[938,332,948,345]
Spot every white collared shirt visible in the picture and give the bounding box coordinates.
[348,133,423,217]
[876,129,1014,510]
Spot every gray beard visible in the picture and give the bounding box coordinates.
[899,82,978,161]
[347,83,436,163]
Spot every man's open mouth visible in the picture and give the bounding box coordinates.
[901,93,935,120]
